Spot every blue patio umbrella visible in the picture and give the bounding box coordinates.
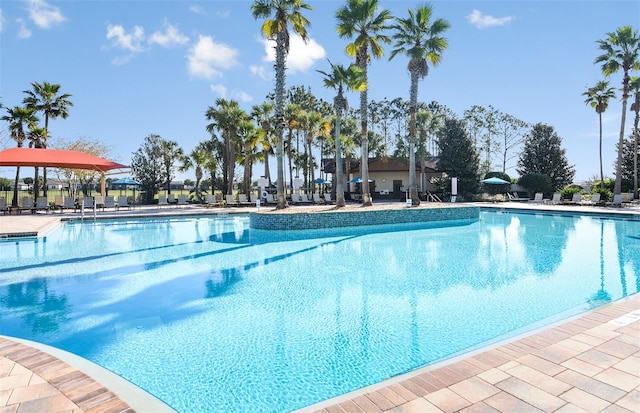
[347,177,373,183]
[314,178,327,184]
[481,177,509,185]
[111,177,141,202]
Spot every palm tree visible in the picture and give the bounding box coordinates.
[630,76,640,197]
[252,0,312,209]
[595,26,640,195]
[583,80,617,187]
[298,110,330,190]
[26,125,47,200]
[389,4,450,206]
[1,106,39,206]
[236,120,260,195]
[205,98,247,195]
[160,139,184,195]
[336,0,392,207]
[317,61,366,207]
[23,81,73,197]
[180,143,210,203]
[251,102,275,185]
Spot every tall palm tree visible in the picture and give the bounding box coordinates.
[583,80,617,187]
[251,102,275,185]
[595,26,640,194]
[26,125,47,200]
[336,0,392,207]
[389,4,450,206]
[180,143,210,203]
[630,76,640,197]
[298,110,330,190]
[1,106,39,206]
[23,81,73,197]
[160,139,184,195]
[284,103,302,190]
[236,120,260,195]
[317,61,366,207]
[252,0,312,209]
[205,98,247,195]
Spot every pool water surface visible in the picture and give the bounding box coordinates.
[0,211,638,412]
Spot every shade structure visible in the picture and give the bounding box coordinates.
[481,177,510,185]
[111,177,141,186]
[0,147,127,172]
[314,178,327,184]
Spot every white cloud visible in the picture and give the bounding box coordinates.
[106,24,145,53]
[233,91,253,103]
[187,35,239,79]
[189,4,207,15]
[217,10,231,19]
[0,10,5,32]
[148,21,189,48]
[16,17,31,39]
[26,0,65,29]
[466,10,514,29]
[260,33,326,73]
[210,83,227,97]
[249,65,268,80]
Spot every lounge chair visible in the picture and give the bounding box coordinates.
[177,194,189,207]
[265,194,276,205]
[205,194,219,207]
[507,192,530,202]
[290,194,302,204]
[81,197,95,210]
[94,195,105,211]
[0,197,8,215]
[546,193,562,205]
[299,194,313,204]
[313,193,322,204]
[324,194,333,203]
[607,194,623,207]
[562,193,582,205]
[237,194,252,206]
[168,193,177,205]
[532,193,544,204]
[60,196,76,212]
[117,195,131,210]
[33,196,50,213]
[18,197,34,214]
[104,196,116,210]
[581,193,601,206]
[158,194,169,208]
[249,194,259,205]
[225,194,238,207]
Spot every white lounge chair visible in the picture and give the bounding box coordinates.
[313,193,322,204]
[299,194,313,204]
[0,197,8,215]
[18,197,34,214]
[225,194,238,206]
[158,194,169,208]
[265,194,276,204]
[205,194,219,207]
[177,194,189,207]
[607,194,623,207]
[562,193,582,205]
[104,195,116,210]
[33,196,50,213]
[237,194,252,206]
[168,193,177,205]
[581,193,601,206]
[324,194,333,203]
[531,193,543,204]
[94,195,105,211]
[546,193,562,205]
[117,195,131,210]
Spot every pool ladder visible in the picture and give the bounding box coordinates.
[80,202,97,221]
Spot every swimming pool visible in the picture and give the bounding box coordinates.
[0,210,638,412]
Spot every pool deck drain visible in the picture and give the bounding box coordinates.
[1,202,639,412]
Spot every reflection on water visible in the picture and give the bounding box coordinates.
[0,212,638,413]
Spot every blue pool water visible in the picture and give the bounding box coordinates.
[1,210,638,412]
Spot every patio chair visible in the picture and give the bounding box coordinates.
[531,193,544,204]
[313,193,322,204]
[0,197,8,215]
[81,197,95,212]
[225,194,238,207]
[290,194,302,204]
[546,193,562,205]
[324,194,333,204]
[607,194,623,207]
[104,196,116,210]
[562,193,582,205]
[237,194,252,206]
[299,194,313,204]
[205,194,219,207]
[60,196,77,212]
[177,194,189,207]
[94,195,105,211]
[158,194,169,208]
[581,193,601,206]
[117,195,131,210]
[18,197,34,214]
[33,196,50,213]
[168,193,177,205]
[265,193,277,204]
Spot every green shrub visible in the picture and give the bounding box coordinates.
[591,187,612,202]
[559,186,582,199]
[517,173,552,197]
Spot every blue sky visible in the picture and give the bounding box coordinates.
[1,0,638,184]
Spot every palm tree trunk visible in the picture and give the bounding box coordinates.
[274,32,287,209]
[599,111,604,186]
[633,109,639,199]
[614,74,630,195]
[11,166,21,207]
[335,102,345,207]
[360,64,372,206]
[409,69,420,206]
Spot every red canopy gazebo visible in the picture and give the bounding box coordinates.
[0,147,128,199]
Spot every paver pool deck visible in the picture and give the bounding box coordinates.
[1,201,639,413]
